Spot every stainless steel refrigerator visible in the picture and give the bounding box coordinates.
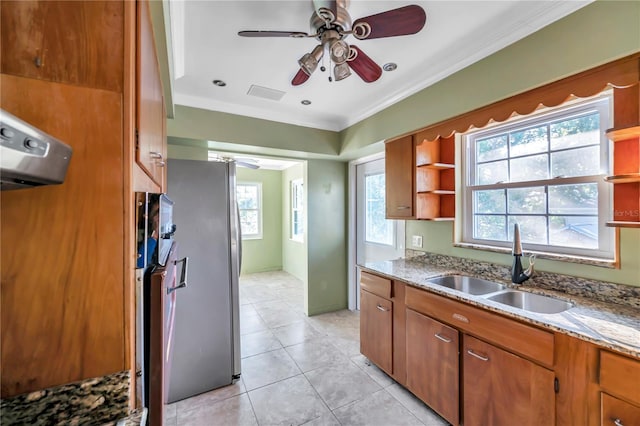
[166,158,241,403]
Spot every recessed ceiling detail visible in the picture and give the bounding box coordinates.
[247,84,286,101]
[171,1,594,132]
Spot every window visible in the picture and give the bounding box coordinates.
[365,172,394,245]
[291,179,304,241]
[237,182,262,239]
[462,95,614,260]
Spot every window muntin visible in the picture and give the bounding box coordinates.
[463,96,614,260]
[365,172,394,246]
[291,179,304,241]
[237,182,262,239]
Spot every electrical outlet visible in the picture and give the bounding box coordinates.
[412,235,423,248]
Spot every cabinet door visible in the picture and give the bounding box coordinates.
[360,290,393,374]
[0,1,124,92]
[463,335,555,426]
[406,309,459,425]
[601,393,640,426]
[136,0,166,190]
[385,136,414,218]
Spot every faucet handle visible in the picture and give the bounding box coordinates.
[524,254,536,278]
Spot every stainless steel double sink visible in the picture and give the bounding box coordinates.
[427,275,573,314]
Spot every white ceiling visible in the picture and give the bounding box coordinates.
[169,0,592,132]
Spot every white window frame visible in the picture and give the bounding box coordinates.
[461,94,615,261]
[291,178,304,242]
[237,182,263,240]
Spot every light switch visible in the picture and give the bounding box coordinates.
[412,235,423,248]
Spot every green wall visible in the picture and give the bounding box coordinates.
[306,160,348,315]
[166,1,640,299]
[282,163,308,283]
[237,168,283,274]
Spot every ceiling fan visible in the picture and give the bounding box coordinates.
[238,0,426,86]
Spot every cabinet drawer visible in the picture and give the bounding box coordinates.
[406,286,554,367]
[360,271,391,299]
[600,351,640,406]
[601,393,640,426]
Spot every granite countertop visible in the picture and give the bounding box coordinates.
[360,257,640,359]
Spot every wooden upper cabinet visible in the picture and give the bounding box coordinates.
[385,135,415,218]
[0,1,124,92]
[136,0,166,191]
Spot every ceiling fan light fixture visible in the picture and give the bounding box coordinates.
[330,39,350,64]
[298,44,324,76]
[334,62,351,81]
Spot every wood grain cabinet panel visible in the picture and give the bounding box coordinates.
[0,75,125,397]
[360,290,393,374]
[462,335,555,426]
[385,135,414,218]
[136,0,166,191]
[600,351,640,406]
[406,309,459,425]
[601,393,640,426]
[0,1,124,92]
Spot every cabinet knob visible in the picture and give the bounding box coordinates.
[614,419,624,426]
[149,151,163,159]
[157,161,166,167]
[396,206,410,210]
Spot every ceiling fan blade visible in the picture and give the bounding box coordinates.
[292,68,311,86]
[347,46,382,83]
[238,30,309,38]
[352,5,426,40]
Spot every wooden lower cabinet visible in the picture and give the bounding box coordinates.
[462,335,556,426]
[360,290,393,374]
[601,393,640,426]
[406,309,459,425]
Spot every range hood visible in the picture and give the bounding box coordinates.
[0,109,72,190]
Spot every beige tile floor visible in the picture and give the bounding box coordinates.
[164,271,448,426]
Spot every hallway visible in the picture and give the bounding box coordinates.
[164,271,447,425]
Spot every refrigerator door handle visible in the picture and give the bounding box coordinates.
[167,256,188,294]
[236,203,242,272]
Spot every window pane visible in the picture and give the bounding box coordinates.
[549,216,598,248]
[474,215,506,240]
[365,173,394,245]
[240,210,258,235]
[551,145,600,178]
[550,112,600,150]
[477,135,508,162]
[548,183,598,215]
[507,216,547,244]
[477,160,508,185]
[475,190,505,214]
[510,153,548,182]
[509,125,547,157]
[237,185,258,209]
[508,187,546,214]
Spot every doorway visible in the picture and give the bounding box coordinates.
[350,156,405,310]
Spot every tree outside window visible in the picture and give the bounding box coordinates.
[237,182,262,239]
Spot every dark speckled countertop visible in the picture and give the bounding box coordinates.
[360,255,640,359]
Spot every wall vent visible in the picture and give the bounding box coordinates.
[247,85,285,101]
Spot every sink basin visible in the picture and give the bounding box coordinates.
[427,275,506,295]
[486,290,573,314]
